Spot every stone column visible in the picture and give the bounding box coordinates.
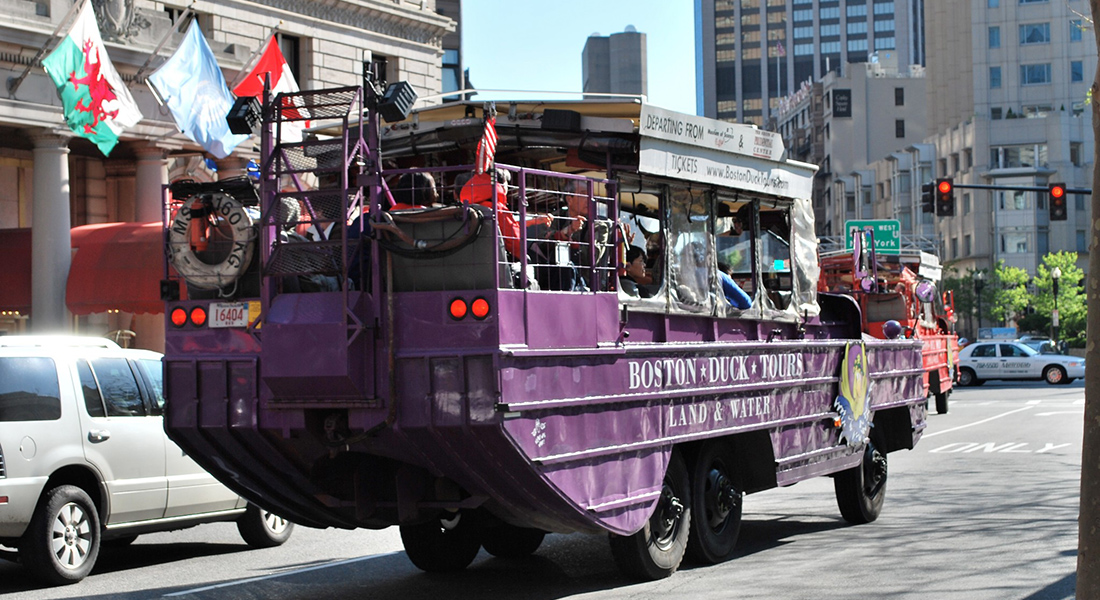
[28,130,72,333]
[134,144,169,223]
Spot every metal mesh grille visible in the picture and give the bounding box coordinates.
[267,240,360,276]
[273,139,346,174]
[270,88,360,123]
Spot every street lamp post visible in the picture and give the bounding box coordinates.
[974,271,985,338]
[1051,267,1061,344]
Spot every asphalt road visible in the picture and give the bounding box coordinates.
[0,380,1085,600]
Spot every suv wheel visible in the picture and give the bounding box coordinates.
[236,504,293,548]
[23,485,101,585]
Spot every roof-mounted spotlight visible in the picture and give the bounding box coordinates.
[226,96,262,135]
[378,81,418,123]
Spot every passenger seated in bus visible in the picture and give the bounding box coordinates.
[387,172,438,210]
[459,169,524,259]
[621,245,654,298]
[674,241,711,306]
[546,178,611,291]
[717,261,752,309]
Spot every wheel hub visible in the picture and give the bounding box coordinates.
[707,468,739,528]
[652,484,684,544]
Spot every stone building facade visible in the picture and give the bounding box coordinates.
[0,0,453,348]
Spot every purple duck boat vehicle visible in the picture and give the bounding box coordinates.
[161,77,926,580]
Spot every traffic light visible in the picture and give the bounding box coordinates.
[1049,183,1067,221]
[920,182,934,214]
[935,178,954,216]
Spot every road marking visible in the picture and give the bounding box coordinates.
[163,551,402,597]
[928,442,1072,454]
[1036,411,1083,417]
[1026,400,1042,405]
[923,405,1034,438]
[1075,399,1085,405]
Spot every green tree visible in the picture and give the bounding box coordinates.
[988,261,1031,325]
[1034,251,1087,346]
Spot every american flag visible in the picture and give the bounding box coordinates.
[475,116,497,174]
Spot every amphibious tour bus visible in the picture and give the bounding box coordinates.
[161,74,927,580]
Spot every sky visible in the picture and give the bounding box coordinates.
[460,1,697,115]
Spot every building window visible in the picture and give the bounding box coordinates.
[847,4,867,17]
[1019,23,1051,45]
[1071,142,1083,166]
[988,0,999,6]
[989,26,1000,48]
[1019,0,1048,4]
[846,192,856,212]
[1071,19,1084,42]
[277,34,302,84]
[1078,230,1088,252]
[848,39,869,52]
[1072,61,1084,82]
[990,66,1002,88]
[848,21,868,35]
[992,107,1003,119]
[1020,64,1052,85]
[1001,232,1028,254]
[963,192,971,215]
[1038,231,1049,255]
[442,49,461,97]
[895,119,905,138]
[964,235,972,256]
[874,37,896,50]
[1076,194,1086,211]
[1037,190,1046,210]
[951,238,958,259]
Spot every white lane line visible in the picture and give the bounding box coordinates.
[1075,399,1085,405]
[923,405,1035,438]
[1026,400,1042,405]
[1036,411,1084,417]
[163,551,402,597]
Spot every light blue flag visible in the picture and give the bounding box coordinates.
[148,21,248,158]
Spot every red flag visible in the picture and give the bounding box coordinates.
[233,36,307,142]
[475,116,497,174]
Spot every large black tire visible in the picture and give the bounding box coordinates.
[686,440,742,564]
[400,512,482,572]
[609,450,691,580]
[481,524,546,558]
[957,368,980,387]
[236,504,294,548]
[934,391,949,414]
[22,485,101,585]
[834,442,888,525]
[1043,365,1067,385]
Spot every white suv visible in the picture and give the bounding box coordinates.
[0,336,292,585]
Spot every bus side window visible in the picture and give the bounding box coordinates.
[759,207,793,310]
[667,186,714,313]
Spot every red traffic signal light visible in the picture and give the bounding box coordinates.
[1049,183,1067,220]
[935,177,955,216]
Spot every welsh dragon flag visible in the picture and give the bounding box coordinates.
[42,0,143,156]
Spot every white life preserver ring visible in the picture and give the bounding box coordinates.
[167,192,256,290]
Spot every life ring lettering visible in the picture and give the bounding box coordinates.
[167,192,255,290]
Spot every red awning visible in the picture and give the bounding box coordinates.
[0,228,32,315]
[67,222,166,315]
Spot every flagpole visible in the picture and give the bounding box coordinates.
[131,0,197,86]
[227,21,284,91]
[6,0,88,98]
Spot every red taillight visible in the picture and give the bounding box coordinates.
[449,298,468,320]
[170,307,187,327]
[471,297,490,320]
[189,306,207,326]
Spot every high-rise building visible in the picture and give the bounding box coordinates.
[582,27,648,98]
[915,1,1095,281]
[695,0,926,126]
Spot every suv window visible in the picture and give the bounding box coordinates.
[135,358,164,413]
[0,357,62,421]
[90,357,146,417]
[77,359,106,417]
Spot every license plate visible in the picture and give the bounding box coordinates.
[210,302,248,328]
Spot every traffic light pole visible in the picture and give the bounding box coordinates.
[947,183,1092,194]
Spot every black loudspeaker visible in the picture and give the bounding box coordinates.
[378,81,418,123]
[226,96,262,135]
[541,109,582,131]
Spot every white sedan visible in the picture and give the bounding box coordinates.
[957,340,1084,386]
